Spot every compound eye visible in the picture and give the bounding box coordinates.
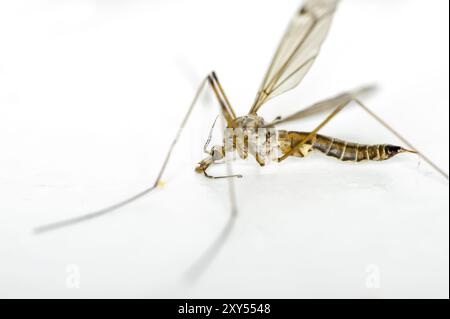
[211,146,224,161]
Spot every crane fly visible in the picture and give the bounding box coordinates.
[35,0,448,238]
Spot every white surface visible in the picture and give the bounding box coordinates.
[0,0,448,298]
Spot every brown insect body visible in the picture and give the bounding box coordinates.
[196,115,273,175]
[34,0,447,235]
[231,115,275,164]
[194,0,424,178]
[196,121,412,176]
[278,131,413,162]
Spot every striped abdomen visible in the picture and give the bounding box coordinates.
[278,131,413,162]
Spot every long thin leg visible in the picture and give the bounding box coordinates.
[278,99,350,162]
[184,109,239,282]
[155,72,237,183]
[153,77,209,186]
[198,71,243,179]
[211,71,237,119]
[277,96,449,180]
[35,75,216,234]
[354,99,448,180]
[207,72,237,127]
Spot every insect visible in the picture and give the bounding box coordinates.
[193,0,446,180]
[35,0,448,235]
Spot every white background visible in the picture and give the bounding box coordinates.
[0,0,448,298]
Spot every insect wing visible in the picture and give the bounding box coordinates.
[250,0,339,114]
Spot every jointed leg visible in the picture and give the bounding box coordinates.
[196,72,245,179]
[277,95,448,180]
[184,95,241,282]
[278,99,350,162]
[158,71,237,184]
[210,72,237,119]
[153,77,209,186]
[207,72,237,127]
[34,77,210,233]
[354,99,448,180]
[35,72,237,233]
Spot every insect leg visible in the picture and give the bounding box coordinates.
[154,70,239,184]
[353,98,448,180]
[278,99,350,162]
[197,145,243,179]
[35,76,212,234]
[272,92,448,179]
[207,72,236,127]
[184,105,239,282]
[197,73,244,179]
[210,71,237,119]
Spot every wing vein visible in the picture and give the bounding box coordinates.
[270,56,317,94]
[249,0,339,114]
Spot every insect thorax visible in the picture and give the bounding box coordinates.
[232,115,269,131]
[222,115,279,163]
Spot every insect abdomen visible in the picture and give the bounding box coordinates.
[278,131,413,162]
[313,134,409,162]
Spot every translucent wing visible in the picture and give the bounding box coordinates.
[249,0,339,115]
[267,86,375,126]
